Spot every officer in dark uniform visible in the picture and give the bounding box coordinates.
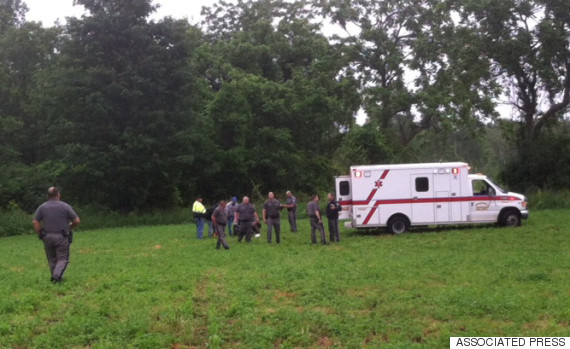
[234,196,260,243]
[326,192,342,242]
[307,194,327,244]
[32,187,80,283]
[263,192,283,244]
[225,197,238,235]
[283,191,298,232]
[212,200,230,250]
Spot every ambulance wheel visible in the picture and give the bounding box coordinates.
[388,216,409,234]
[500,209,521,227]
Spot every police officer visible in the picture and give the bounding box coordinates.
[283,190,298,232]
[204,205,216,238]
[32,187,80,283]
[307,194,327,245]
[326,192,342,242]
[263,192,282,244]
[234,196,259,243]
[212,200,230,250]
[192,195,207,239]
[225,197,238,236]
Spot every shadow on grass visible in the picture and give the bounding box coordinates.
[346,222,500,237]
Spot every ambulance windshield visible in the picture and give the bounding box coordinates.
[487,178,507,194]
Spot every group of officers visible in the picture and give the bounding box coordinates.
[192,191,342,250]
[31,187,342,284]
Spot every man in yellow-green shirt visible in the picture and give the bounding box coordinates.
[192,195,207,239]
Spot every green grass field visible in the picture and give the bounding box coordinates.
[1,210,569,348]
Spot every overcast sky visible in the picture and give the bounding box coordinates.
[24,0,223,26]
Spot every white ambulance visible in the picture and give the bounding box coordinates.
[335,162,529,233]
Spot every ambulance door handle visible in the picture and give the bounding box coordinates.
[413,196,418,200]
[436,205,442,208]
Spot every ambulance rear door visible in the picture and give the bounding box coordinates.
[335,176,352,220]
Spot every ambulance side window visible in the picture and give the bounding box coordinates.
[415,177,429,192]
[472,180,493,196]
[339,181,350,196]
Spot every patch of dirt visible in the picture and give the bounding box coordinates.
[422,320,442,337]
[318,337,333,347]
[522,319,552,331]
[273,291,297,300]
[314,306,336,315]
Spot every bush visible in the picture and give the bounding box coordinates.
[526,190,570,210]
[73,207,193,231]
[0,204,32,237]
[0,205,194,237]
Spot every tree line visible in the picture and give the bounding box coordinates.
[1,0,569,213]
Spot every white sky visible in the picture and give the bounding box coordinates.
[24,0,222,26]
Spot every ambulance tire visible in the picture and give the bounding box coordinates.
[499,209,521,227]
[387,215,409,234]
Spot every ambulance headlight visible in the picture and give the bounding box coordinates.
[522,198,528,208]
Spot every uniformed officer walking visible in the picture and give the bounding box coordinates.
[326,192,342,242]
[263,192,282,244]
[307,194,327,245]
[212,200,230,250]
[225,197,238,236]
[234,196,260,243]
[32,187,80,283]
[283,190,298,232]
[192,195,207,239]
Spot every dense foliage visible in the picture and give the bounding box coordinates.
[0,0,569,213]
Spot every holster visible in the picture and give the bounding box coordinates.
[61,229,73,244]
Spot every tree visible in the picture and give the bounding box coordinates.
[199,0,360,195]
[0,1,62,210]
[455,0,570,144]
[454,0,570,190]
[34,0,205,211]
[315,0,498,153]
[0,0,27,33]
